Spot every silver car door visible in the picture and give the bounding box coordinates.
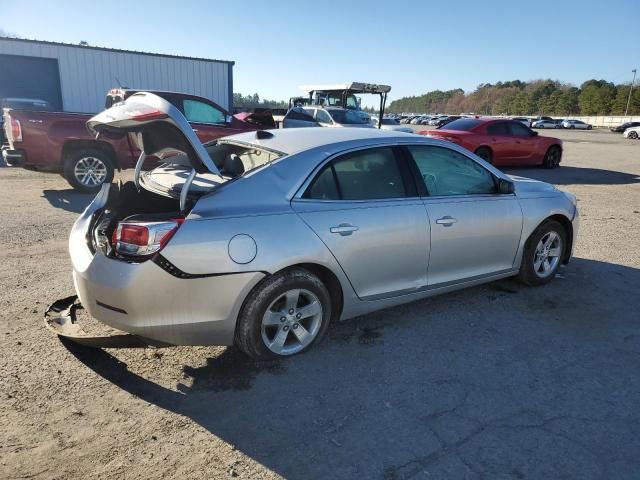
[292,146,430,300]
[406,145,523,286]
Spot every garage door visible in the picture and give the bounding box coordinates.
[0,54,63,111]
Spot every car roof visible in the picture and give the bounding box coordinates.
[220,127,417,155]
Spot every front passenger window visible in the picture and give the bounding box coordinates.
[183,99,225,124]
[408,146,496,196]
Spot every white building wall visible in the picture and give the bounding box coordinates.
[0,38,232,113]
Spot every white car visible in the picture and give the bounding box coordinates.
[511,117,533,128]
[532,120,560,129]
[370,117,414,133]
[561,120,593,130]
[428,116,446,126]
[623,126,640,139]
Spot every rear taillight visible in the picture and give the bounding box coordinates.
[112,218,183,258]
[10,118,22,142]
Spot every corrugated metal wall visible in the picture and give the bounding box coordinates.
[0,38,232,113]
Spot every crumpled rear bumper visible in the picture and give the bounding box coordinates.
[44,295,152,348]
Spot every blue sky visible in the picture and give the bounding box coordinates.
[1,0,638,106]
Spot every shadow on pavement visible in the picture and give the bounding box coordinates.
[42,189,94,213]
[63,257,640,479]
[504,166,640,186]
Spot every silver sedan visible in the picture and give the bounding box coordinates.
[67,92,579,359]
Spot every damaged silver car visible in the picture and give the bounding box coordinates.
[59,92,579,359]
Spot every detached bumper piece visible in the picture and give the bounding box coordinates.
[44,295,151,348]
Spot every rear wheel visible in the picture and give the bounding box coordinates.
[474,147,493,164]
[587,125,592,130]
[543,145,562,169]
[63,149,114,192]
[235,268,332,360]
[518,220,566,286]
[629,131,639,139]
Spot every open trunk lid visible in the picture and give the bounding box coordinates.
[87,92,221,176]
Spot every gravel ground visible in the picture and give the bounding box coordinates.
[1,129,639,480]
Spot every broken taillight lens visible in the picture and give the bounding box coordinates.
[112,218,183,258]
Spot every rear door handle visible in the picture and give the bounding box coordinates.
[330,224,359,236]
[435,216,457,226]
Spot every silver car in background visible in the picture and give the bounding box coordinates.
[68,92,579,359]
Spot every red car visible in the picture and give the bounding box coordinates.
[419,117,563,168]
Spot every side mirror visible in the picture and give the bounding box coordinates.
[498,178,515,194]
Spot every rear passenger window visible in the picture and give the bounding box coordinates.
[486,122,509,135]
[304,147,408,200]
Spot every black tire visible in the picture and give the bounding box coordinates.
[517,219,567,286]
[234,268,332,360]
[587,125,592,130]
[543,145,562,169]
[474,147,493,164]
[570,125,575,129]
[63,148,114,193]
[628,131,638,139]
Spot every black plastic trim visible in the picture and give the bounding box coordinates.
[152,254,268,279]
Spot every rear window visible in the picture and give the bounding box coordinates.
[438,119,481,131]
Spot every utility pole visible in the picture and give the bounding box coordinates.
[625,69,637,116]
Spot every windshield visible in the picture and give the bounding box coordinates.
[327,109,369,125]
[382,118,399,125]
[205,142,283,177]
[438,118,482,131]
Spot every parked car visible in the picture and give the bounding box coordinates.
[622,126,640,139]
[610,121,640,133]
[0,98,54,145]
[421,117,563,168]
[428,116,447,126]
[532,119,560,129]
[370,116,414,133]
[419,116,433,125]
[410,116,425,125]
[435,115,461,128]
[56,92,578,359]
[1,89,274,192]
[561,119,592,130]
[283,105,373,129]
[511,117,532,128]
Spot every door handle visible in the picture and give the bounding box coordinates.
[330,224,359,236]
[435,216,457,226]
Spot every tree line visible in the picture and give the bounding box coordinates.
[233,93,287,109]
[386,79,640,116]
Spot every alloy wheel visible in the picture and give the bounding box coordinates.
[261,288,323,355]
[533,231,562,278]
[74,157,108,186]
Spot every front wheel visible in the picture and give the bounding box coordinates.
[63,149,114,192]
[587,125,592,130]
[543,145,562,169]
[235,269,332,359]
[629,131,639,139]
[518,220,566,286]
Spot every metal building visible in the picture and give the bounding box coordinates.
[0,37,234,113]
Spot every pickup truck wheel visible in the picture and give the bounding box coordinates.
[63,149,114,193]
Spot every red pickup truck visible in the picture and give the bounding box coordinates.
[1,89,274,192]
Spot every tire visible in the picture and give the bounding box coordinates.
[63,149,114,193]
[629,131,639,139]
[234,268,332,360]
[474,146,493,164]
[543,145,562,169]
[517,219,567,286]
[570,125,575,129]
[587,125,592,130]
